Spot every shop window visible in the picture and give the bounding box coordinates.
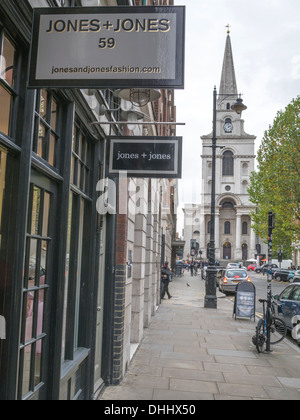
[61,124,93,362]
[33,90,59,168]
[19,185,52,399]
[71,124,91,194]
[0,34,17,136]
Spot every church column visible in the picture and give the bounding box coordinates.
[250,225,256,258]
[235,213,242,260]
[200,211,206,256]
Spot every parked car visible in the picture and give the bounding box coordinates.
[176,260,189,269]
[273,283,300,340]
[254,263,278,274]
[226,263,240,269]
[273,269,295,283]
[217,268,250,294]
[293,270,300,283]
[247,264,257,271]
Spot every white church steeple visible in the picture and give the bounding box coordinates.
[198,31,257,262]
[219,34,238,97]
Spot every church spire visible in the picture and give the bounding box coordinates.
[219,32,238,96]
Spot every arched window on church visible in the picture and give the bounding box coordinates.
[222,201,234,209]
[207,221,211,234]
[222,151,234,176]
[242,222,248,235]
[224,221,231,234]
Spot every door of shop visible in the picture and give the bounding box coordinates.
[18,169,58,400]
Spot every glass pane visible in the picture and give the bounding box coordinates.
[29,238,38,287]
[72,126,76,152]
[80,163,84,190]
[34,340,43,387]
[36,289,45,337]
[61,193,73,361]
[21,345,32,398]
[25,291,35,343]
[70,155,75,185]
[74,199,85,350]
[40,90,47,119]
[85,142,90,166]
[77,162,81,188]
[37,123,46,160]
[51,99,57,130]
[40,241,48,285]
[83,168,87,194]
[0,85,12,136]
[42,192,50,237]
[0,149,7,250]
[78,134,83,158]
[1,36,16,87]
[31,187,41,235]
[49,133,56,166]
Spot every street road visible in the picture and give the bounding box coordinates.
[224,270,290,308]
[225,270,298,346]
[247,271,289,303]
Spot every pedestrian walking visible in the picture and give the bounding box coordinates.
[161,262,172,300]
[190,261,194,276]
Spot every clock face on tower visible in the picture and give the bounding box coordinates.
[224,118,233,133]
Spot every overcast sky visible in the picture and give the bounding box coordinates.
[174,0,300,233]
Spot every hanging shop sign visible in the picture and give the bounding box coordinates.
[28,6,185,89]
[108,136,182,179]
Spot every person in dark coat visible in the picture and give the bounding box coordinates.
[161,262,172,300]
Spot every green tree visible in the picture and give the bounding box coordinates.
[249,96,300,257]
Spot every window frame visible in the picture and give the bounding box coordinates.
[222,150,234,176]
[61,120,94,363]
[0,29,18,139]
[32,90,60,169]
[224,221,231,235]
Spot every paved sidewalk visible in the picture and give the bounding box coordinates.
[100,272,300,400]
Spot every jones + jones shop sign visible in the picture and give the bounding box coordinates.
[108,136,182,179]
[29,6,185,89]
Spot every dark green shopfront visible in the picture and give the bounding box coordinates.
[0,0,122,400]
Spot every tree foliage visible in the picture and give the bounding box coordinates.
[248,96,300,257]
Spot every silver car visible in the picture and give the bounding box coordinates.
[217,268,250,294]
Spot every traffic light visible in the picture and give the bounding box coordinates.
[268,212,275,230]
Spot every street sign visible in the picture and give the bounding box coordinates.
[108,136,182,179]
[28,6,185,89]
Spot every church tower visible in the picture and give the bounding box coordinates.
[199,31,257,262]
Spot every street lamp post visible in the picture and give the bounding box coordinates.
[204,87,247,309]
[205,87,218,309]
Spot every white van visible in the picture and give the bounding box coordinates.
[272,259,292,269]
